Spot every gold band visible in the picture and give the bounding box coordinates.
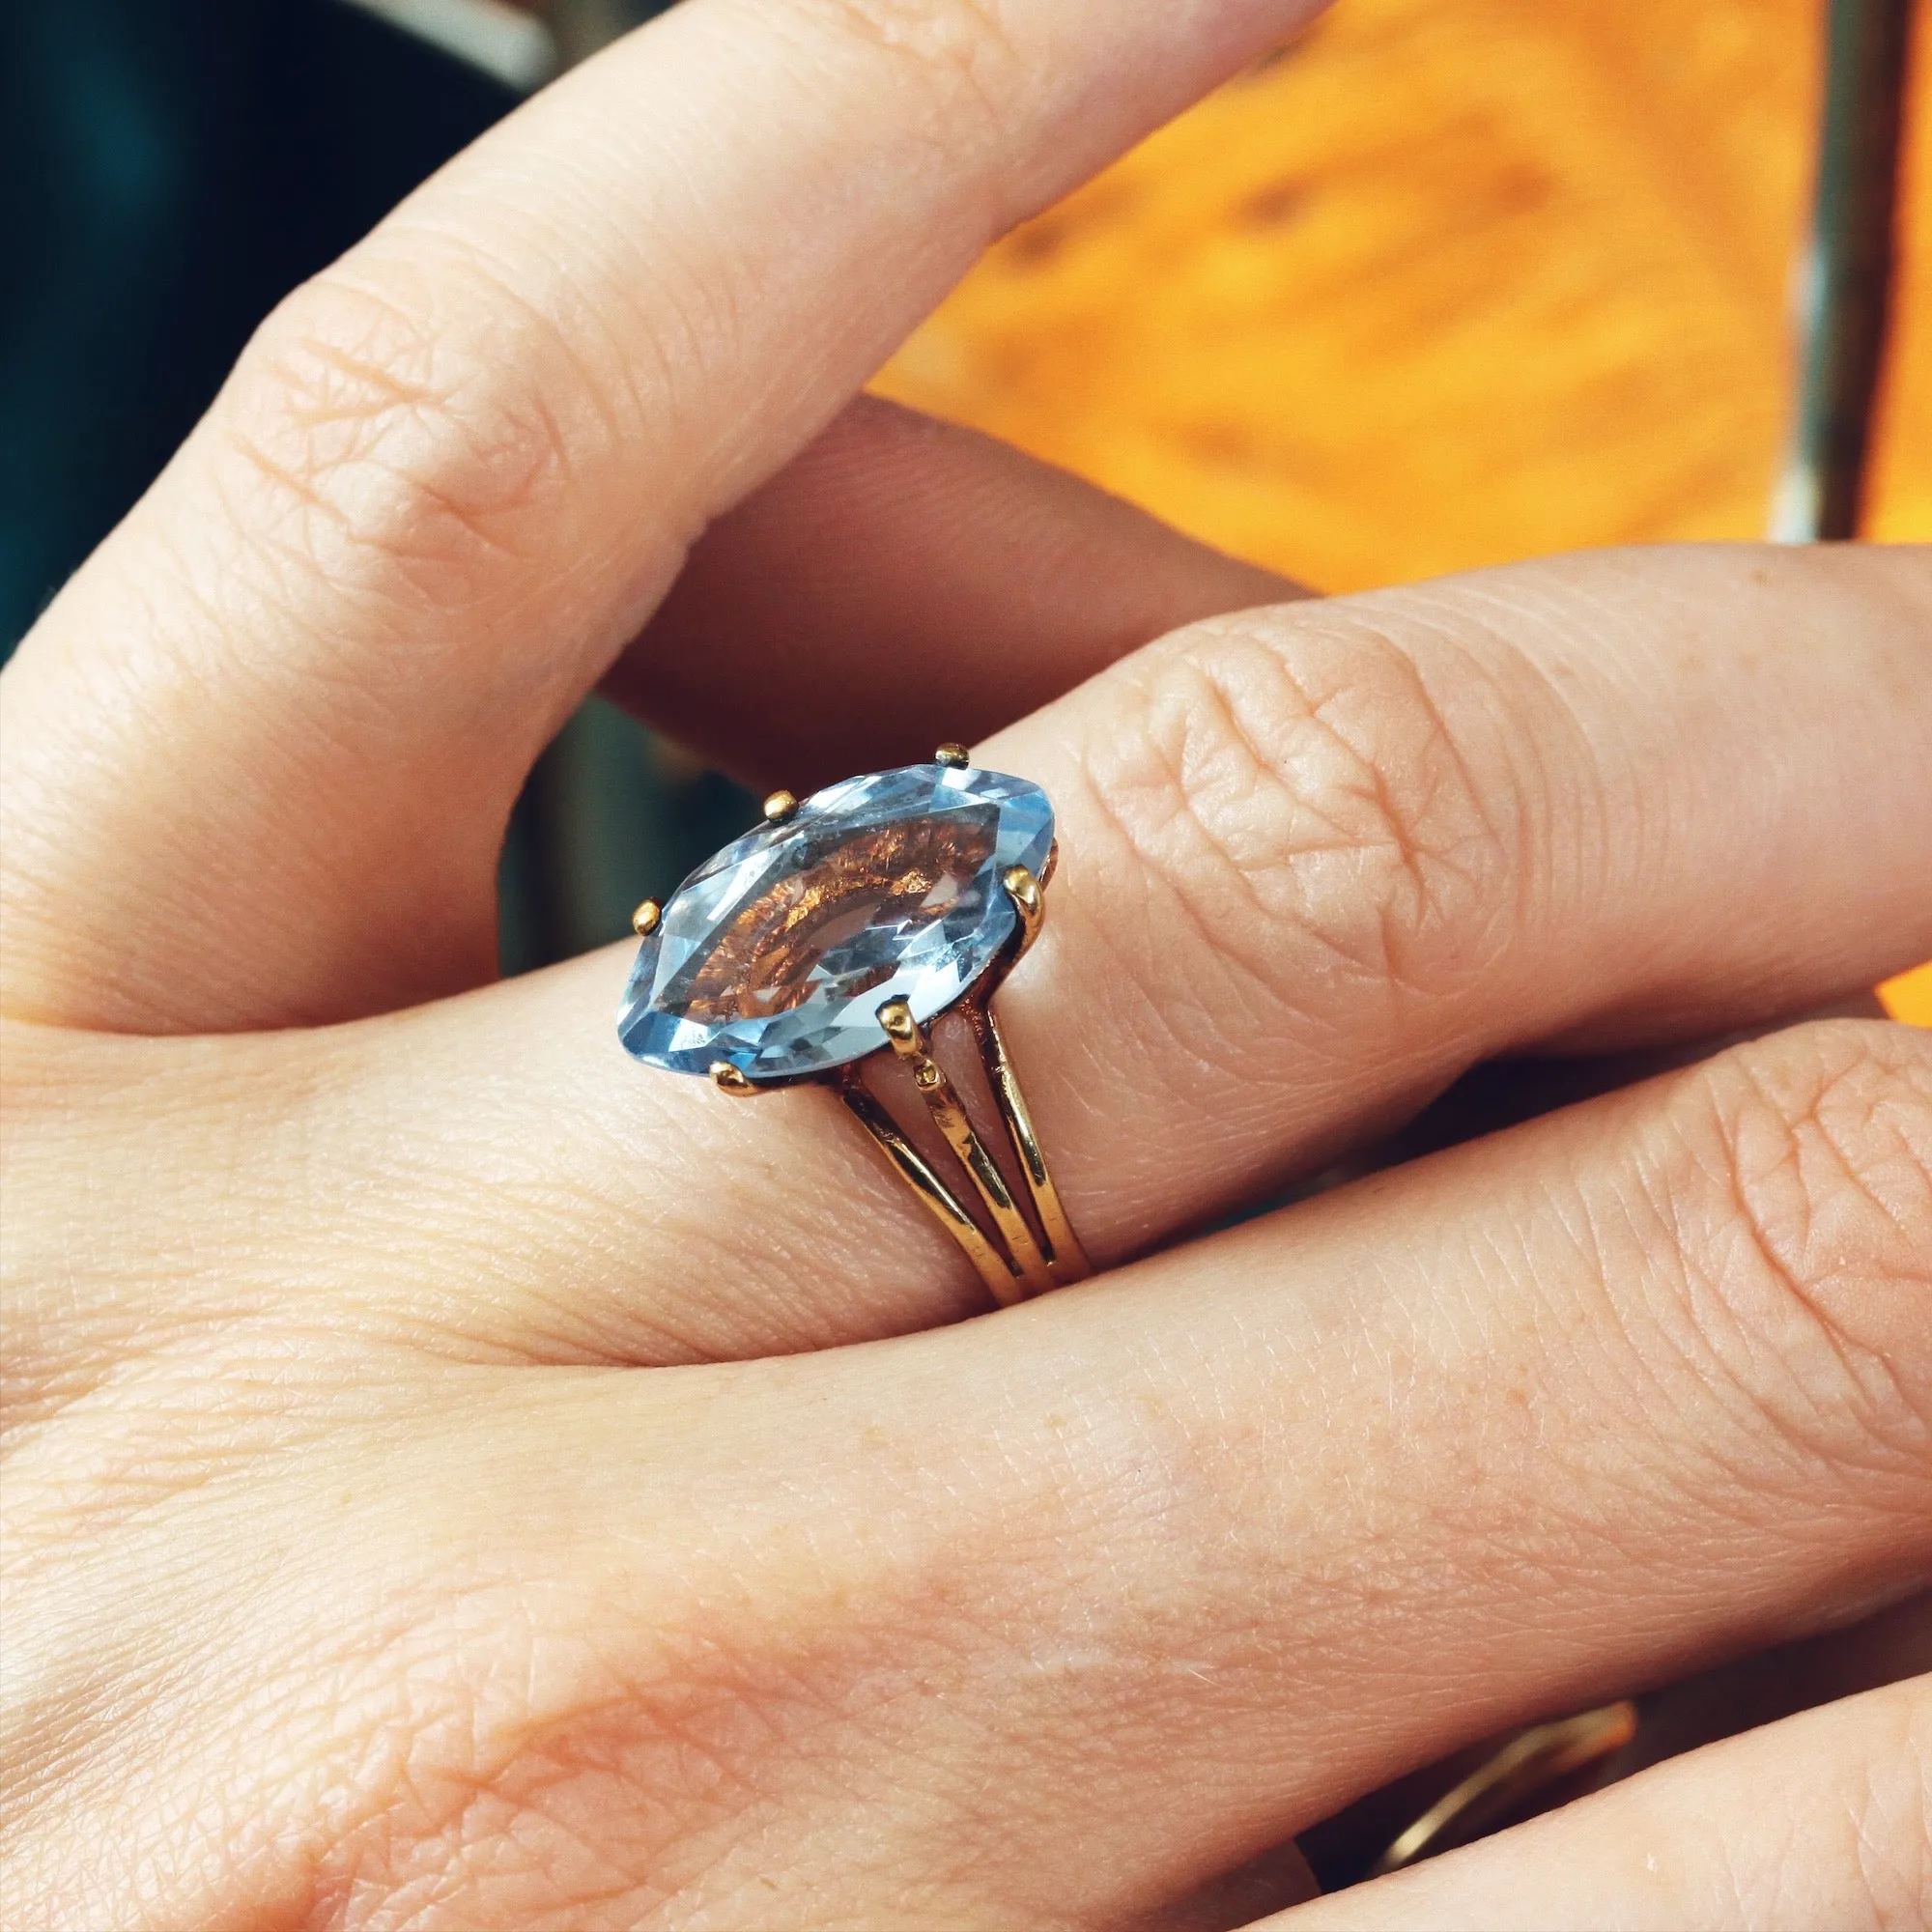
[1370,1699,1637,1877]
[874,998,1059,1299]
[835,1073,1021,1295]
[973,1002,1089,1287]
[835,855,1088,1304]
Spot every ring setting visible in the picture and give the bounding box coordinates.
[617,746,1089,1301]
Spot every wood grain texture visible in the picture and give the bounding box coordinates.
[874,0,1931,1017]
[873,0,1929,591]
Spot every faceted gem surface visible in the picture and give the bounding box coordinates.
[617,762,1054,1080]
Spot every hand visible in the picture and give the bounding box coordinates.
[5,4,1929,1927]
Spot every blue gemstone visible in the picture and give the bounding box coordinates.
[617,762,1055,1080]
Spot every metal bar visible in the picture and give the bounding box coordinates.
[1771,0,1918,540]
[969,1002,1092,1288]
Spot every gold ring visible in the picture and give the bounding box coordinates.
[617,746,1089,1302]
[1370,1699,1638,1877]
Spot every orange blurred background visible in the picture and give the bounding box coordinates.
[872,0,1931,1024]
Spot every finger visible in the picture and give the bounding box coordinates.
[609,395,1297,793]
[0,0,1326,1034]
[14,1020,1929,1927]
[539,1013,1927,1926]
[16,548,1929,1383]
[777,1015,1932,1921]
[975,541,1932,1264]
[153,540,1927,1368]
[223,1015,1923,1930]
[1271,1675,1932,1930]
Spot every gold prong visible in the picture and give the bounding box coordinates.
[631,897,662,938]
[875,997,1055,1296]
[877,998,923,1053]
[763,788,800,823]
[709,1062,759,1096]
[1003,865,1043,957]
[934,743,971,768]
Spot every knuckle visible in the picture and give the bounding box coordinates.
[327,1541,777,1915]
[1645,1018,1932,1467]
[213,265,583,623]
[1075,611,1532,1015]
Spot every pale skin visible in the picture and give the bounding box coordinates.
[2,2,1930,1926]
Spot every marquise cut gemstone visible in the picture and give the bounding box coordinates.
[617,762,1055,1080]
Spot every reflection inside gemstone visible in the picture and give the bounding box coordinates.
[670,812,999,1024]
[618,759,1056,1080]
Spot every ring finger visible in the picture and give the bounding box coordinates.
[23,540,1921,1369]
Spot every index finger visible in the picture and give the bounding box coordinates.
[0,0,1325,1035]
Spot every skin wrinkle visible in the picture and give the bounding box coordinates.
[1882,1707,1932,1920]
[1293,636,1522,997]
[1612,1137,1918,1544]
[1064,754,1307,1103]
[335,226,677,560]
[1404,575,1688,993]
[1413,615,1598,1002]
[1176,639,1443,982]
[1080,754,1293,1069]
[1838,1729,1909,1928]
[1747,1152,1932,1462]
[339,1509,1006,1929]
[1672,1031,1932,1476]
[323,1519,770,1927]
[1072,645,1409,1041]
[776,0,1032,189]
[1082,612,1537,1064]
[226,283,581,593]
[1548,1147,1722,1514]
[190,442,430,702]
[367,191,673,452]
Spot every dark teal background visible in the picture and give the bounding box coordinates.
[0,0,752,975]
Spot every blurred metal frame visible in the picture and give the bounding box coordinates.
[1773,0,1918,540]
[335,0,559,90]
[339,0,674,81]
